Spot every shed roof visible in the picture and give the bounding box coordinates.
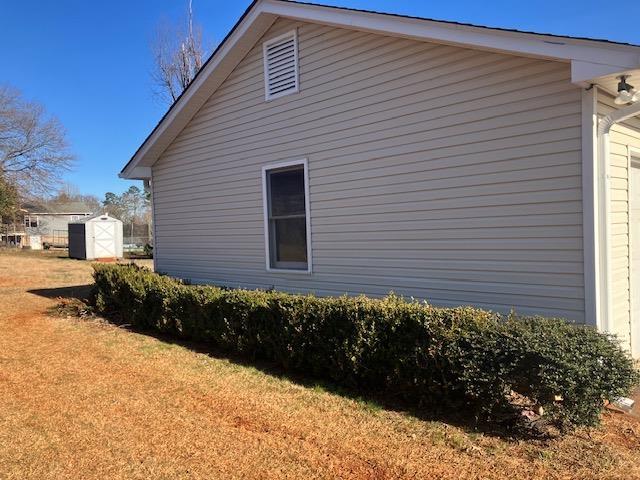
[70,212,121,224]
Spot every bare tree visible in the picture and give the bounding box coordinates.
[45,183,101,212]
[0,85,74,196]
[102,186,150,237]
[151,0,205,104]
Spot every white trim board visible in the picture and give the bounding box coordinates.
[581,86,598,327]
[120,0,640,179]
[120,6,278,179]
[262,1,640,67]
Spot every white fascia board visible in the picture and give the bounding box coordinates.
[120,4,277,179]
[119,166,152,180]
[262,0,640,68]
[572,61,640,86]
[121,0,640,178]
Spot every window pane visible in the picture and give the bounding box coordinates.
[269,168,305,216]
[273,217,307,264]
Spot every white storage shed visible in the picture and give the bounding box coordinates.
[68,213,124,260]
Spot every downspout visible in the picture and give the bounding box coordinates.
[596,101,640,332]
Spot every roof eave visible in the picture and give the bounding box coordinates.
[121,0,640,179]
[265,0,640,62]
[28,212,94,215]
[121,1,278,179]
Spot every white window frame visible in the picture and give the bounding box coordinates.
[262,29,299,102]
[24,215,38,228]
[261,159,312,274]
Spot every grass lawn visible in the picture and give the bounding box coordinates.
[1,249,640,479]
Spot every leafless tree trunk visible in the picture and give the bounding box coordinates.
[0,85,74,196]
[151,0,205,105]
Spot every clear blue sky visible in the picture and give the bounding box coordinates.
[0,0,638,199]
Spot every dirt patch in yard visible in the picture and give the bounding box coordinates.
[1,250,640,479]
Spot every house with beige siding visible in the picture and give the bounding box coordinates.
[121,1,640,355]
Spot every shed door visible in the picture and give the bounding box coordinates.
[630,156,640,357]
[93,221,116,258]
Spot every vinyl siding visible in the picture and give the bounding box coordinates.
[152,18,584,320]
[25,214,79,236]
[598,91,640,346]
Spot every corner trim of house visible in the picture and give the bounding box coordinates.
[582,86,598,327]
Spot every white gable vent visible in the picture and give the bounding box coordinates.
[263,30,299,101]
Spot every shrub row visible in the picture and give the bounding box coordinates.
[91,263,638,430]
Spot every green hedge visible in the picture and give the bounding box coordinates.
[91,263,638,430]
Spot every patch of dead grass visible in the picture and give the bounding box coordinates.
[1,250,640,479]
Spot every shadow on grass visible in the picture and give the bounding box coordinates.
[127,327,536,439]
[32,284,536,440]
[28,284,92,300]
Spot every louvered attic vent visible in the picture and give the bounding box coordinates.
[263,30,299,101]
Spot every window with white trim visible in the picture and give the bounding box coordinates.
[24,215,38,228]
[263,30,299,101]
[262,161,311,272]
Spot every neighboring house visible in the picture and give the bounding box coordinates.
[120,1,640,354]
[0,209,29,246]
[0,202,93,246]
[23,202,93,245]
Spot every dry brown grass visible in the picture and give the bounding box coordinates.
[2,249,640,479]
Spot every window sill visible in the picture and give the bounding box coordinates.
[266,267,312,275]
